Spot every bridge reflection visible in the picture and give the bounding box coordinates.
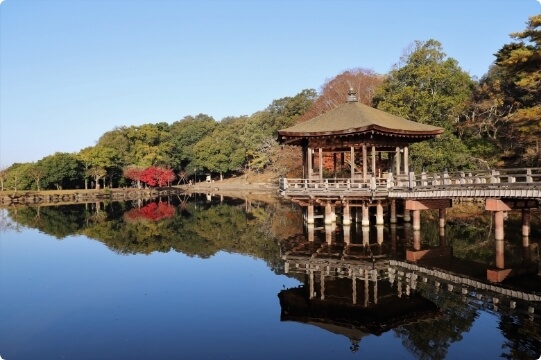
[278,220,541,352]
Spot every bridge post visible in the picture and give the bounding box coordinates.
[343,202,351,225]
[362,225,370,246]
[403,208,411,222]
[376,224,384,245]
[325,223,333,245]
[376,201,384,225]
[343,224,351,245]
[307,205,315,224]
[413,230,421,250]
[495,210,505,242]
[389,199,397,224]
[307,223,315,242]
[324,202,333,224]
[439,208,446,228]
[362,202,370,227]
[522,208,531,237]
[412,210,421,230]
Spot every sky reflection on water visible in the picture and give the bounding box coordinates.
[0,201,540,360]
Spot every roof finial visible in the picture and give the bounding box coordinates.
[347,88,358,103]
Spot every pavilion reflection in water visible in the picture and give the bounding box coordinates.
[278,221,541,351]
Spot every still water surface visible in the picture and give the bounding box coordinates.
[0,195,540,359]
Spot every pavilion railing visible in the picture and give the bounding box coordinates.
[278,168,541,194]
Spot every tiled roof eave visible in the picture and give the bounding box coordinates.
[278,125,444,138]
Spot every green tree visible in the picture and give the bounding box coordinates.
[0,166,7,191]
[192,118,246,180]
[39,152,82,190]
[27,162,45,191]
[373,39,476,171]
[4,163,34,191]
[492,14,541,166]
[242,89,316,174]
[79,146,121,189]
[169,114,217,171]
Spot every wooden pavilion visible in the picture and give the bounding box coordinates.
[278,90,444,184]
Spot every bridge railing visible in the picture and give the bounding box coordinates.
[401,167,541,190]
[278,168,541,193]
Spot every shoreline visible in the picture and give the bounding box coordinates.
[0,180,278,206]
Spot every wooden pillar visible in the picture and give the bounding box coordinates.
[302,146,307,179]
[522,235,531,263]
[318,148,323,181]
[307,223,315,242]
[362,226,370,246]
[307,147,313,181]
[389,199,397,224]
[376,225,384,245]
[307,205,315,224]
[439,208,446,228]
[522,208,531,237]
[341,152,344,177]
[494,210,505,269]
[390,224,397,254]
[412,210,421,230]
[403,208,411,222]
[495,237,505,269]
[403,146,409,174]
[364,275,369,307]
[324,202,333,224]
[343,202,351,225]
[362,145,367,181]
[376,201,384,225]
[413,230,421,250]
[343,224,351,245]
[372,270,378,305]
[495,210,504,241]
[395,146,401,176]
[309,271,315,299]
[325,223,333,245]
[350,146,355,180]
[371,146,376,175]
[362,202,370,226]
[333,153,337,178]
[376,231,383,254]
[352,275,357,305]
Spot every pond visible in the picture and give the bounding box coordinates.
[0,194,540,360]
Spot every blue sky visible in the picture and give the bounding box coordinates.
[0,0,539,167]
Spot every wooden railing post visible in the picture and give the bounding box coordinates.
[490,170,500,183]
[443,168,450,185]
[370,173,377,191]
[387,170,394,189]
[526,168,533,183]
[408,167,416,189]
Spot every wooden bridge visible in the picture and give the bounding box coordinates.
[279,167,540,283]
[279,167,541,201]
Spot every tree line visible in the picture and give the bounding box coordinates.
[1,14,539,191]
